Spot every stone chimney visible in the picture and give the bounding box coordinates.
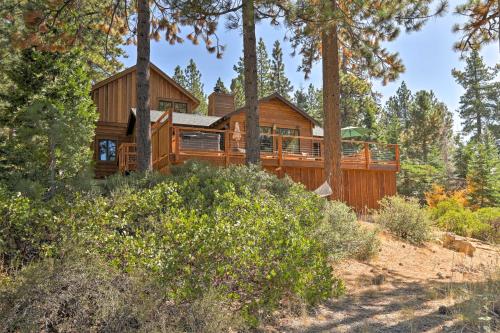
[208,88,235,117]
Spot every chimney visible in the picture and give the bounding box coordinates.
[208,89,235,117]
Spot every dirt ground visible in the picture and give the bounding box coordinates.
[267,222,499,333]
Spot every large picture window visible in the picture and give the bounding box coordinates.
[277,128,300,154]
[98,139,116,161]
[158,99,188,113]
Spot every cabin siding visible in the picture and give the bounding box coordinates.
[91,66,198,177]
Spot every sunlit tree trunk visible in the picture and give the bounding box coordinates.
[322,0,343,200]
[136,0,152,171]
[242,0,260,165]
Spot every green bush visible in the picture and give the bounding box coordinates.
[0,253,244,333]
[60,163,334,323]
[429,197,465,220]
[437,209,498,243]
[315,201,380,261]
[375,196,432,244]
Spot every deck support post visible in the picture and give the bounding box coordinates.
[174,128,180,162]
[395,144,400,172]
[277,135,283,175]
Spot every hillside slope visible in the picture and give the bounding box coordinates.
[272,223,499,333]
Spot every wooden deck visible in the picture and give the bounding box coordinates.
[118,111,399,212]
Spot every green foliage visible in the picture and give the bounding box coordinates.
[466,134,500,208]
[270,40,293,98]
[173,59,208,114]
[0,49,97,197]
[295,83,323,123]
[256,38,273,98]
[398,162,443,201]
[230,56,245,108]
[437,210,493,242]
[375,196,432,244]
[0,253,245,333]
[213,77,229,93]
[61,163,334,321]
[315,201,380,261]
[452,50,498,140]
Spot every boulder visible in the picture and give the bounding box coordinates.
[442,233,476,257]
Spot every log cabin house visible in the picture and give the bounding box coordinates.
[91,63,399,211]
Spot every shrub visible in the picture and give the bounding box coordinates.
[429,197,465,221]
[315,201,380,261]
[437,208,498,243]
[0,253,244,333]
[375,196,432,244]
[60,163,335,323]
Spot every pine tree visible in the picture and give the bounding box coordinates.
[452,50,498,140]
[380,81,414,144]
[467,133,500,207]
[173,65,187,88]
[183,59,207,114]
[230,57,245,108]
[305,84,323,123]
[340,73,380,129]
[256,38,273,98]
[214,77,229,93]
[286,0,446,200]
[294,87,307,111]
[270,40,293,98]
[0,49,97,197]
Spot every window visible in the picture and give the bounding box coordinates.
[158,100,173,111]
[158,99,188,113]
[313,142,321,157]
[98,139,116,161]
[276,128,300,154]
[259,126,273,152]
[174,102,187,113]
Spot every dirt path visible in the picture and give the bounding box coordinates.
[268,225,499,333]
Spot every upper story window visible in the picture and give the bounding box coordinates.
[98,139,116,161]
[158,99,188,113]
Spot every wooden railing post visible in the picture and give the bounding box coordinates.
[174,128,180,162]
[224,130,230,166]
[277,135,283,169]
[364,142,370,170]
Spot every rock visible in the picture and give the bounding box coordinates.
[442,233,476,257]
[436,272,444,279]
[399,263,403,266]
[438,305,451,315]
[402,244,406,248]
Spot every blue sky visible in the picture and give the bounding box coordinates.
[120,6,499,132]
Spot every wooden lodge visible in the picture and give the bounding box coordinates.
[91,64,399,212]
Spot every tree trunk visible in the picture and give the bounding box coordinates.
[242,0,260,165]
[136,0,152,172]
[322,0,343,201]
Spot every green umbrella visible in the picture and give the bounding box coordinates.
[341,126,371,140]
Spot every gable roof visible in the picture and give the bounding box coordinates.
[91,63,200,108]
[211,93,321,127]
[127,108,220,135]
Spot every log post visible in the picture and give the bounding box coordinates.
[174,128,180,162]
[395,144,400,172]
[277,135,283,171]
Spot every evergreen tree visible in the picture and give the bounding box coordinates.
[0,50,97,197]
[467,133,500,207]
[183,59,207,114]
[172,65,187,88]
[294,87,308,111]
[340,73,380,129]
[404,90,453,164]
[214,77,229,93]
[256,38,273,98]
[453,134,472,180]
[305,84,323,123]
[230,57,245,108]
[452,50,498,139]
[270,40,293,98]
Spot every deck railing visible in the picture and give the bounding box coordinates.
[118,124,399,173]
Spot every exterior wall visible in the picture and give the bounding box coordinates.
[208,93,235,117]
[91,66,197,178]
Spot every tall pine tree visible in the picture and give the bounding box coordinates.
[256,38,273,98]
[214,77,229,93]
[173,65,187,88]
[270,40,293,98]
[452,50,498,140]
[183,59,207,114]
[230,57,245,108]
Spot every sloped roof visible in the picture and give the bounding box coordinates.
[211,93,321,127]
[127,108,220,134]
[91,63,200,108]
